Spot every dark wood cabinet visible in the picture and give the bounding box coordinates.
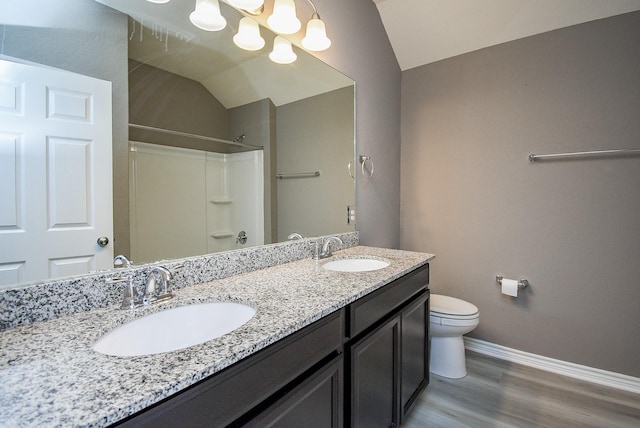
[350,314,401,428]
[113,264,429,428]
[400,292,430,421]
[247,355,343,428]
[348,265,430,428]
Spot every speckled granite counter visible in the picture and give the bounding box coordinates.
[0,246,434,427]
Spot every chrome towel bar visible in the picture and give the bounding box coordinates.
[276,171,320,179]
[529,148,640,162]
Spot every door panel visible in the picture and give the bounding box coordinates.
[0,58,112,287]
[350,316,400,428]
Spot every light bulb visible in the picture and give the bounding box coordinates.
[301,16,331,51]
[233,17,265,51]
[267,0,301,35]
[189,0,226,32]
[269,36,297,64]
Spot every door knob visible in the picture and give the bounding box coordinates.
[97,236,110,247]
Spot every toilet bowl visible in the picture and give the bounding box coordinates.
[429,294,479,379]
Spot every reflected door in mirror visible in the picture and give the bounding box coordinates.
[0,59,113,287]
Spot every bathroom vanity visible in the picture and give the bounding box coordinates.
[0,245,434,427]
[117,264,429,428]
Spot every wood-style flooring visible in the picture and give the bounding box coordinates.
[403,351,640,427]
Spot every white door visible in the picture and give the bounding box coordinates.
[0,58,113,287]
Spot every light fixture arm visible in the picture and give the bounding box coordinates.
[303,0,317,14]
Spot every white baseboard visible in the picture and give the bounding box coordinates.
[464,337,640,395]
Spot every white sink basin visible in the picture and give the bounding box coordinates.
[322,258,390,272]
[93,302,255,357]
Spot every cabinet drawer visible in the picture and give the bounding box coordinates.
[348,264,428,338]
[116,309,344,428]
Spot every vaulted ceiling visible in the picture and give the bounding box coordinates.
[372,0,640,70]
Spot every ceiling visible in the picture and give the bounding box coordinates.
[373,0,640,71]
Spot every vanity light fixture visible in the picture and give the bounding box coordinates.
[269,35,297,64]
[267,0,301,34]
[146,0,331,60]
[189,0,227,32]
[233,17,265,51]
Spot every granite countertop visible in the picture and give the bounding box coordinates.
[0,246,434,427]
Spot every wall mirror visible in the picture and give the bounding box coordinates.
[0,0,355,289]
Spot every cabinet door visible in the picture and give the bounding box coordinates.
[400,291,430,419]
[246,355,343,428]
[350,315,400,428]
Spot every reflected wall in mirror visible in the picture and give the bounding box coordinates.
[0,0,355,289]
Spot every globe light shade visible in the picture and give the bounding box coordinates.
[269,36,297,64]
[301,17,331,51]
[147,0,170,3]
[233,17,265,51]
[189,0,226,32]
[267,0,301,35]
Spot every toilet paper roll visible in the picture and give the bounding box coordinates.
[501,278,519,297]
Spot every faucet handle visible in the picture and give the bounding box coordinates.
[312,240,321,260]
[107,275,136,310]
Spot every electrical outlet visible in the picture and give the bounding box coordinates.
[347,205,356,224]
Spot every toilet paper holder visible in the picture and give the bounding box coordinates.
[496,276,529,289]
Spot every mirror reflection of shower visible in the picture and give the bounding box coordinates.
[129,141,264,263]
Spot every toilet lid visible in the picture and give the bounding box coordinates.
[431,294,479,317]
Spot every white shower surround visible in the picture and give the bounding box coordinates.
[129,142,264,262]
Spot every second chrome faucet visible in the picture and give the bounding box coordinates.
[113,265,176,310]
[313,236,344,260]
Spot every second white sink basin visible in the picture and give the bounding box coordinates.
[322,258,390,272]
[93,302,255,357]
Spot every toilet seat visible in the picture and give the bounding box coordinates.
[430,294,479,320]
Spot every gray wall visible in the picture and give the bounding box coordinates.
[401,12,640,377]
[129,60,230,152]
[277,87,356,241]
[274,0,402,249]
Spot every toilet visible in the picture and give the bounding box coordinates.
[429,294,479,379]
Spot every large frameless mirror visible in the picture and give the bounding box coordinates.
[0,0,355,289]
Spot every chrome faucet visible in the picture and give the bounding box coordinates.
[313,236,344,260]
[143,266,174,305]
[111,265,175,310]
[287,233,304,240]
[113,254,132,268]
